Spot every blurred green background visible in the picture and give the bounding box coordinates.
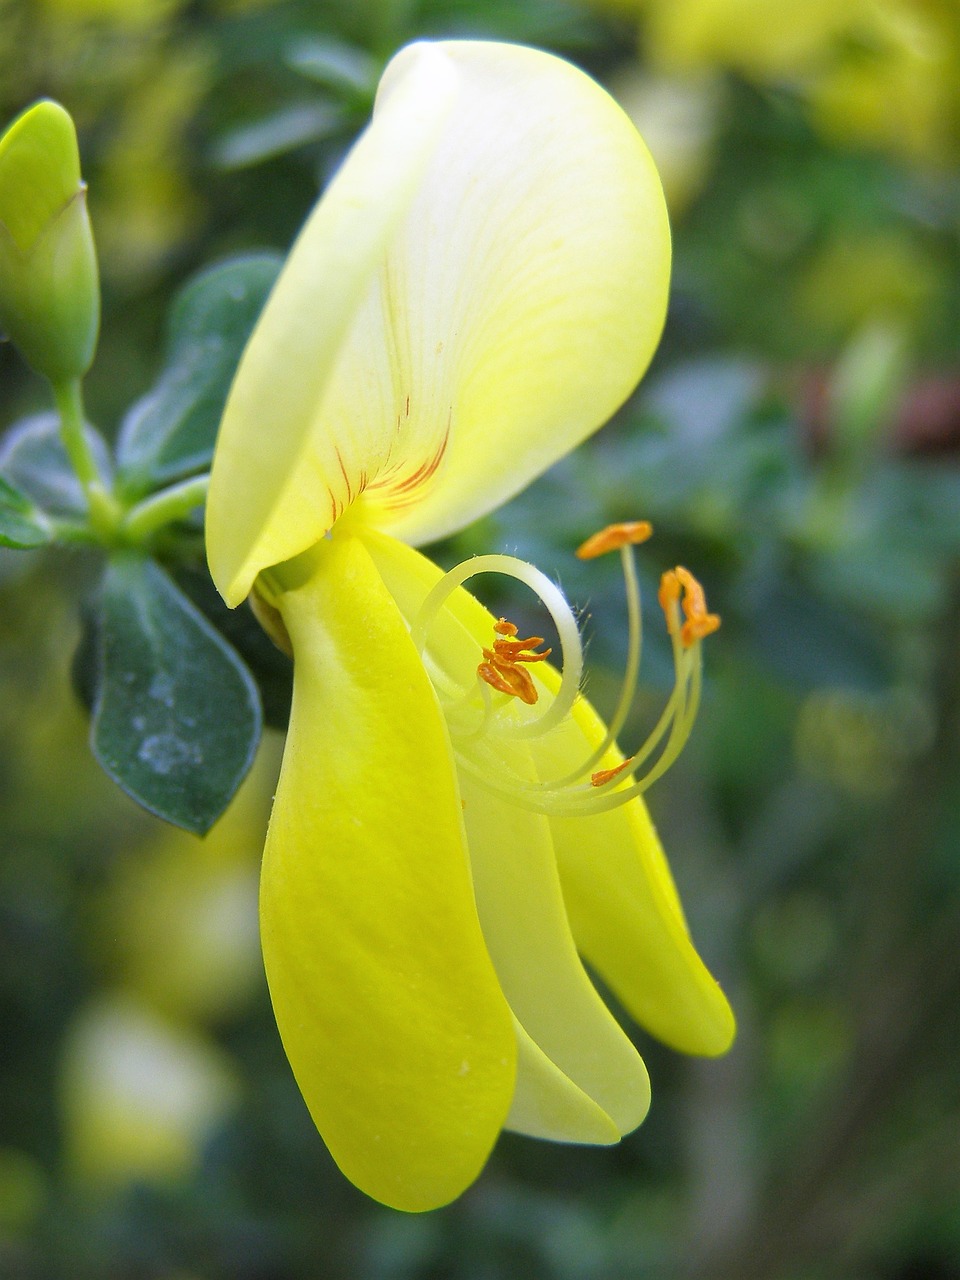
[1,0,959,1277]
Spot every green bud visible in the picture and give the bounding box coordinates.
[0,100,100,384]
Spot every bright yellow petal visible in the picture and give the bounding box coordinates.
[533,705,736,1058]
[364,529,651,1136]
[362,526,734,1058]
[206,43,459,605]
[208,40,670,605]
[262,532,515,1211]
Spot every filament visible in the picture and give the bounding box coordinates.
[411,553,583,739]
[410,535,717,818]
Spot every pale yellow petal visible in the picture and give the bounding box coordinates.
[459,768,650,1137]
[263,532,515,1211]
[350,40,671,544]
[206,43,459,605]
[208,40,670,605]
[509,1021,621,1145]
[363,529,651,1136]
[533,704,736,1057]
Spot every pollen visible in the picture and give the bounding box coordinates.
[660,566,721,648]
[591,758,634,787]
[478,618,552,704]
[576,520,653,560]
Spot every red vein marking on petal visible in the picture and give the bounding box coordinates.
[334,447,353,504]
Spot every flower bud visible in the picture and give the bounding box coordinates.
[0,100,100,384]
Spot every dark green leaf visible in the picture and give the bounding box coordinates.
[174,565,293,731]
[92,554,262,834]
[0,411,112,519]
[0,475,51,548]
[116,253,282,497]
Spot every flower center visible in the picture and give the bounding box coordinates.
[411,521,720,818]
[477,619,552,706]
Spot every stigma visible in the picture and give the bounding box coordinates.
[411,522,720,818]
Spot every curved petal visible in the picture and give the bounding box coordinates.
[206,43,459,605]
[364,529,651,1135]
[362,527,733,1058]
[532,705,736,1057]
[459,769,650,1138]
[264,532,515,1211]
[208,40,670,605]
[509,1021,621,1145]
[343,40,671,545]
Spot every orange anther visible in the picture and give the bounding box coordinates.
[661,565,720,647]
[478,616,550,704]
[659,569,681,633]
[591,758,634,787]
[681,614,721,646]
[576,520,653,560]
[478,659,538,705]
[674,566,707,622]
[493,636,551,663]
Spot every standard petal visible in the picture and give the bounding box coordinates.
[351,40,671,544]
[206,44,459,606]
[263,532,515,1211]
[364,529,651,1136]
[533,704,736,1058]
[208,40,670,606]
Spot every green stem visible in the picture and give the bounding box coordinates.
[51,377,120,538]
[121,474,209,544]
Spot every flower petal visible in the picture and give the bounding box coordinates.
[263,532,515,1211]
[459,769,650,1138]
[206,43,459,606]
[207,40,670,605]
[347,40,671,545]
[510,1020,621,1145]
[363,529,651,1135]
[533,705,736,1057]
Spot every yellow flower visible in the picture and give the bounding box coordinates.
[207,39,734,1212]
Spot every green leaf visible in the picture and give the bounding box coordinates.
[0,411,111,518]
[92,554,262,834]
[174,565,293,731]
[0,474,51,547]
[286,38,379,98]
[211,102,346,170]
[115,253,282,497]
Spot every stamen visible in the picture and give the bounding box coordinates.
[576,520,653,560]
[661,565,721,648]
[591,759,634,787]
[477,621,552,705]
[478,654,538,704]
[411,554,584,739]
[409,534,719,818]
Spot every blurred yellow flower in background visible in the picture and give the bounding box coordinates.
[597,0,959,166]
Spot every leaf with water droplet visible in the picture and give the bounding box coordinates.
[91,553,262,834]
[116,253,282,499]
